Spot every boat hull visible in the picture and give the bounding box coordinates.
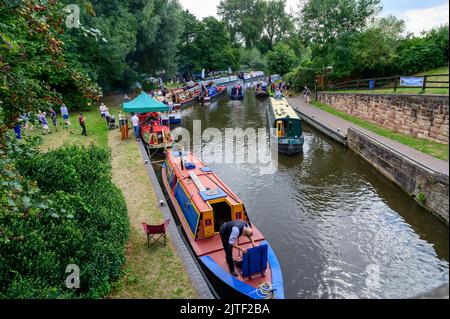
[199,87,227,102]
[270,138,304,155]
[161,160,284,299]
[230,95,244,100]
[255,92,269,98]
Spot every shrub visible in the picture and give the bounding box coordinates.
[395,25,449,75]
[1,144,129,298]
[266,43,298,76]
[285,67,316,91]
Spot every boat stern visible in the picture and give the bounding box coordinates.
[199,241,285,300]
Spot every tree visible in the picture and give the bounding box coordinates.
[195,17,240,72]
[260,0,293,51]
[266,43,297,75]
[177,10,202,77]
[239,47,267,71]
[132,0,184,78]
[0,0,101,135]
[395,25,449,75]
[217,0,264,48]
[351,16,405,76]
[299,0,382,45]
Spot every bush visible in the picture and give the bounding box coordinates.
[285,67,316,91]
[395,25,449,75]
[266,43,298,76]
[1,144,129,298]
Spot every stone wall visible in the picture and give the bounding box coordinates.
[317,93,449,144]
[348,128,449,223]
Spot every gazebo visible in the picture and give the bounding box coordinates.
[123,92,169,113]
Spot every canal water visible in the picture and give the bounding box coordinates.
[173,83,449,299]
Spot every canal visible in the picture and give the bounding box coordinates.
[171,83,449,299]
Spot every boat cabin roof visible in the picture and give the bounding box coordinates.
[167,150,242,212]
[270,97,300,121]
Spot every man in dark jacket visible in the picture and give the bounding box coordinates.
[220,220,255,277]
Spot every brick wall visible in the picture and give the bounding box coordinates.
[317,93,449,144]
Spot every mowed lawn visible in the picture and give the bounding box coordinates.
[24,100,197,299]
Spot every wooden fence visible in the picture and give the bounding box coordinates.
[323,74,449,93]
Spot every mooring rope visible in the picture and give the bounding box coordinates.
[255,282,274,299]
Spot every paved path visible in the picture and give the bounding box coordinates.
[287,97,449,176]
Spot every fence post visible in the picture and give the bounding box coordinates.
[422,75,427,93]
[356,80,360,90]
[344,80,347,90]
[394,76,398,92]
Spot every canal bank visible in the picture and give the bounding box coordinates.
[287,97,449,224]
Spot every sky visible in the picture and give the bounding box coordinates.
[178,0,449,35]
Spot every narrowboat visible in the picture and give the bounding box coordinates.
[140,112,173,151]
[172,87,201,108]
[168,110,182,125]
[199,83,227,102]
[267,97,304,155]
[162,150,285,299]
[242,71,265,82]
[230,85,245,100]
[255,82,270,98]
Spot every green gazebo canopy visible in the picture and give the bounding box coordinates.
[123,92,169,113]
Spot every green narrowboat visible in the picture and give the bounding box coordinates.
[267,97,304,155]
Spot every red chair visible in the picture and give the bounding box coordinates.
[142,220,171,248]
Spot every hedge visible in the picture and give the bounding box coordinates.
[1,145,129,298]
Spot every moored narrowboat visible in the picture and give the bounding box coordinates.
[267,97,304,155]
[172,87,201,108]
[140,112,173,151]
[230,84,245,100]
[162,150,285,299]
[255,82,270,98]
[199,83,227,102]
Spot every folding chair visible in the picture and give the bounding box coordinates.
[142,220,171,248]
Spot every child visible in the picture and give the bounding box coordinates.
[40,112,50,135]
[50,109,58,131]
[79,113,87,136]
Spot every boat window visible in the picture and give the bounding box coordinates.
[210,201,232,233]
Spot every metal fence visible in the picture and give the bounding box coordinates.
[324,74,449,93]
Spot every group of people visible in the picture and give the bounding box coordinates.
[15,104,73,139]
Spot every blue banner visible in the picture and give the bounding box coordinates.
[400,77,424,87]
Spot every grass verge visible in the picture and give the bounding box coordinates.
[311,101,449,161]
[108,130,196,299]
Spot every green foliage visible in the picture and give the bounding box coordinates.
[177,14,239,74]
[395,25,449,75]
[0,1,101,134]
[266,43,297,76]
[0,140,129,298]
[218,0,265,48]
[300,0,382,46]
[285,67,316,91]
[239,48,267,71]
